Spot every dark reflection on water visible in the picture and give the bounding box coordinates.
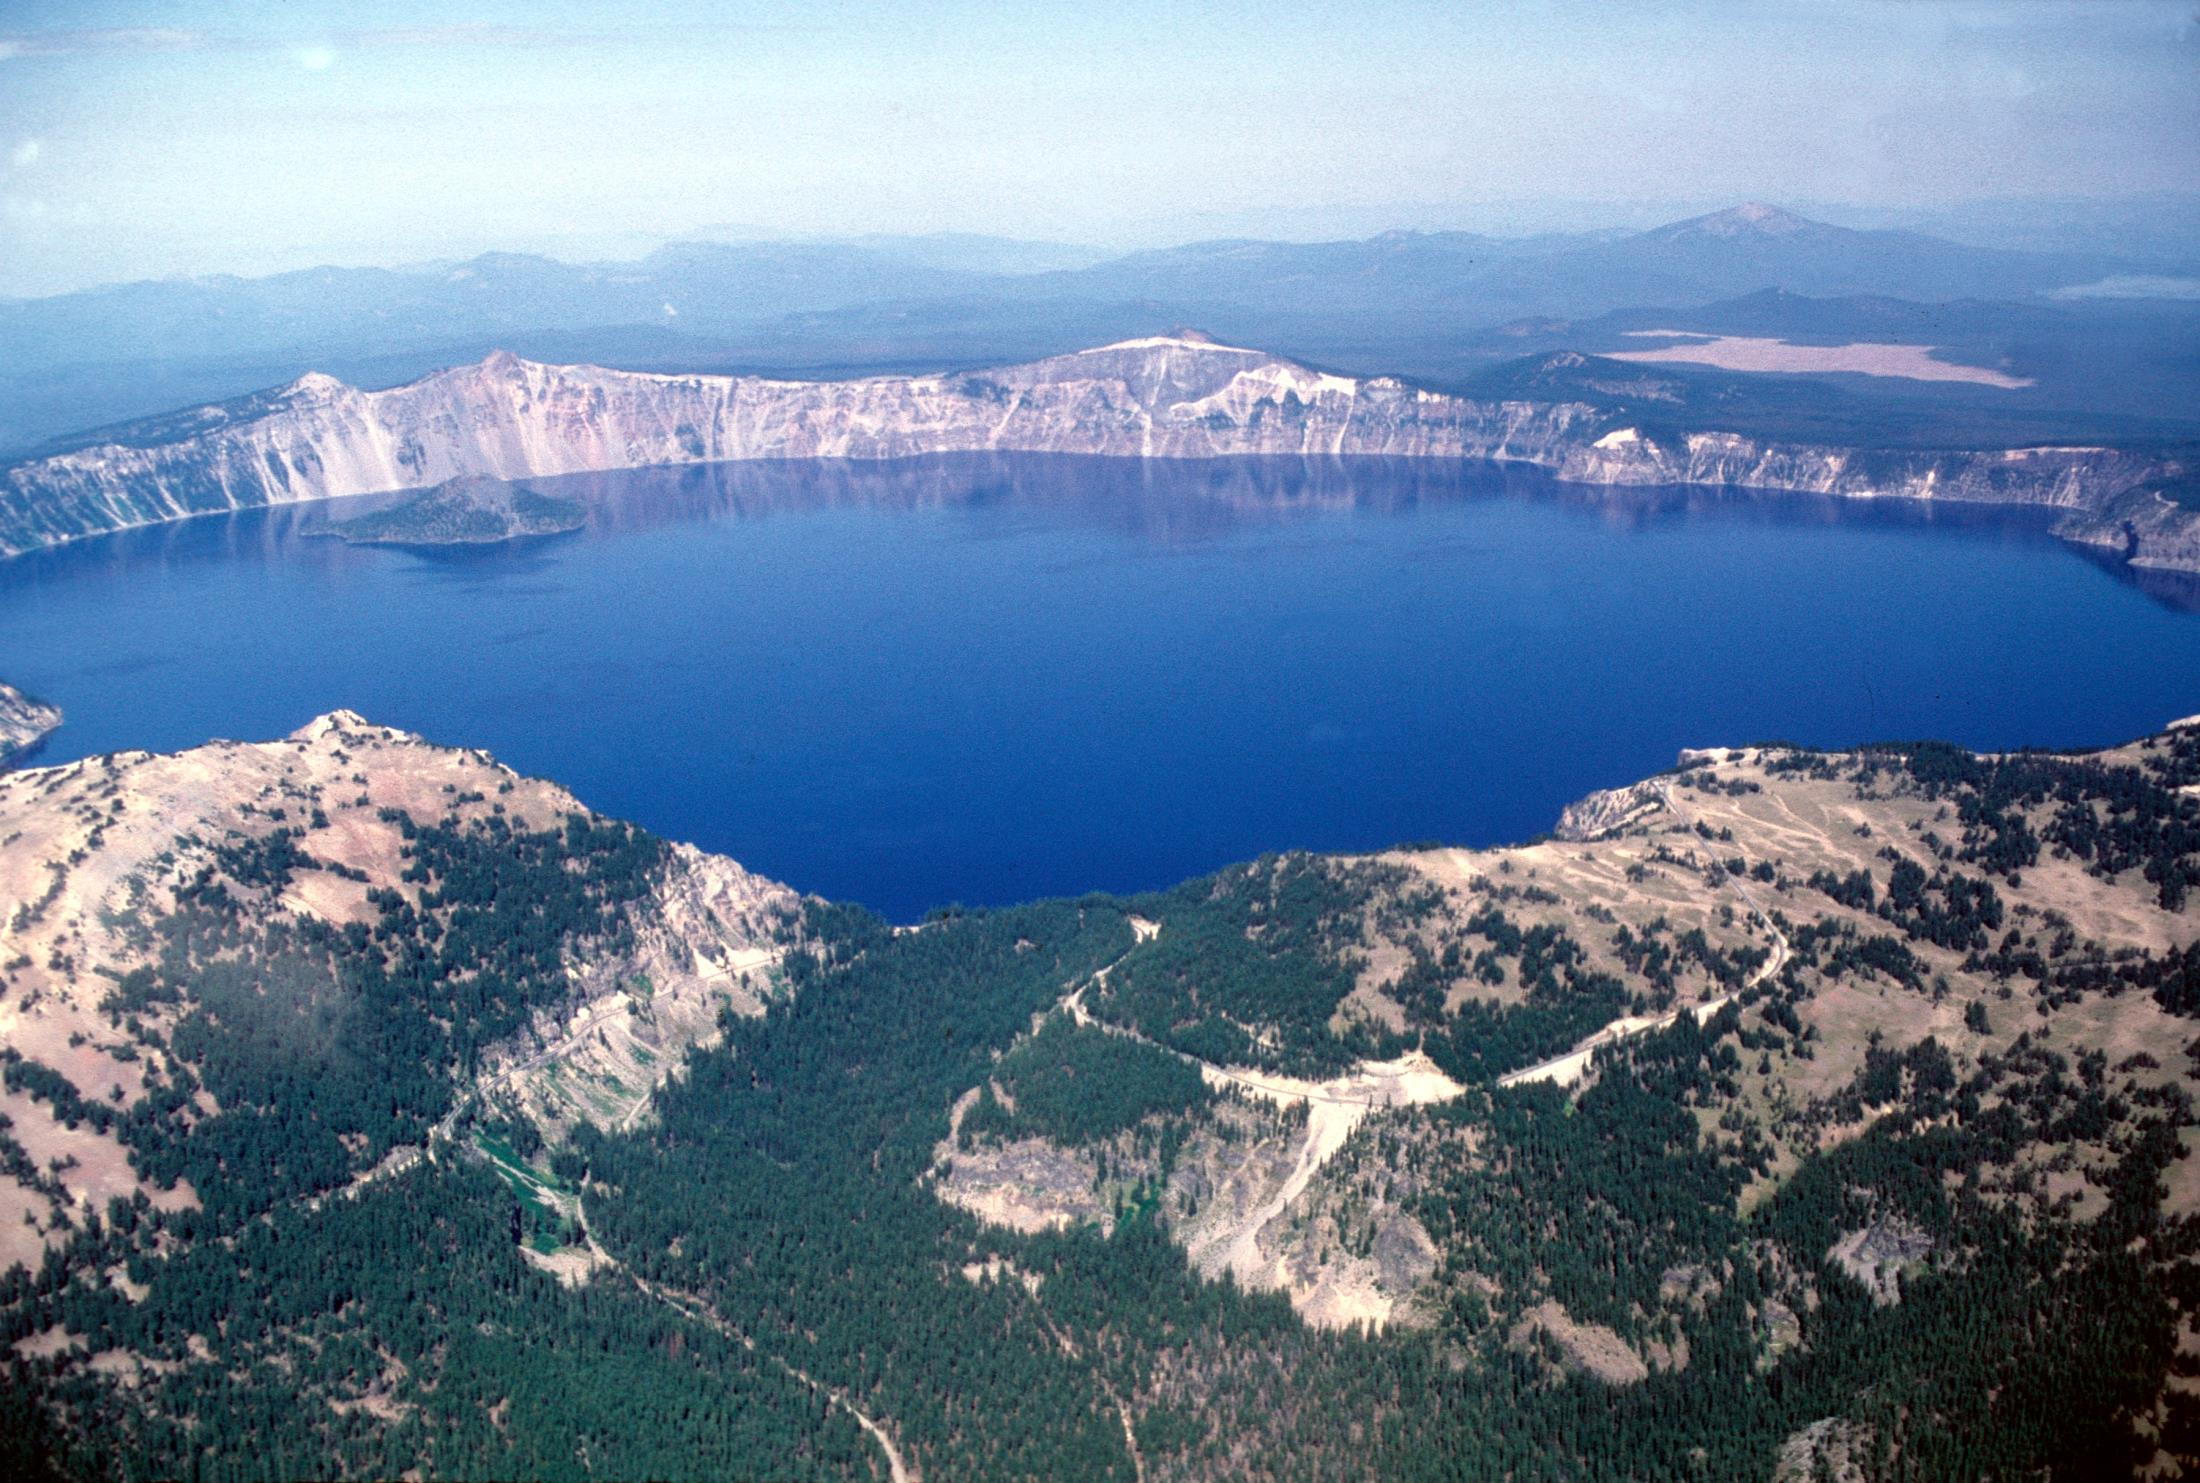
[523,453,2093,558]
[0,452,2137,590]
[3,454,2195,917]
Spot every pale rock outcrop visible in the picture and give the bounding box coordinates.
[933,1137,1113,1235]
[1554,778,1667,841]
[2,337,2186,569]
[0,682,60,766]
[484,841,803,1140]
[1827,1216,1934,1306]
[1772,1419,1875,1483]
[1507,1300,1652,1385]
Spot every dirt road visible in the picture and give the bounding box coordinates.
[1499,879,1790,1090]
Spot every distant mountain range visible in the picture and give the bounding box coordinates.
[3,204,2193,457]
[1021,204,2143,322]
[3,204,2166,366]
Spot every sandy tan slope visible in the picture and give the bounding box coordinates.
[0,711,796,1271]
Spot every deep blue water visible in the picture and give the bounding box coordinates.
[3,454,2197,919]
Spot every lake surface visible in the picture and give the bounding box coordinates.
[4,454,2198,919]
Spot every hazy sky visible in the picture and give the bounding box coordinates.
[1,0,2195,295]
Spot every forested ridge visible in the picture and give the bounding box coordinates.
[3,719,2199,1477]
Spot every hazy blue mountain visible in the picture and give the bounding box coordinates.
[1441,203,2147,318]
[830,232,1111,275]
[5,202,2154,374]
[670,227,1108,276]
[0,241,990,369]
[1818,192,2200,265]
[1012,229,1594,313]
[995,204,2168,322]
[1,203,2191,456]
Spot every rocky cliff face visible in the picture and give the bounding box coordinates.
[1553,776,1668,842]
[1556,425,2168,515]
[0,710,798,1270]
[2,334,2187,569]
[0,681,60,765]
[2053,482,2200,572]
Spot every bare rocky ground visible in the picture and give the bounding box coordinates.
[932,1120,1117,1236]
[1773,1418,1875,1483]
[931,719,2200,1449]
[0,681,60,767]
[0,710,797,1268]
[474,838,796,1142]
[6,711,2200,1476]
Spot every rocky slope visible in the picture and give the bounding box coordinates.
[926,716,2200,1445]
[0,711,797,1274]
[2,335,2187,570]
[0,682,60,766]
[2056,480,2200,573]
[6,714,2200,1475]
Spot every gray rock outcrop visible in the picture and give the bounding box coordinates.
[0,682,60,766]
[2,335,2185,570]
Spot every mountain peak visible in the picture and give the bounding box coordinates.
[289,709,383,742]
[282,371,350,400]
[1081,330,1261,357]
[1659,202,1824,240]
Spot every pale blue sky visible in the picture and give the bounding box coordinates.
[1,0,2195,294]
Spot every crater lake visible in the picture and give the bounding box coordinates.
[3,454,2195,918]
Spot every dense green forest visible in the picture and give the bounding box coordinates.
[6,726,2200,1477]
[958,1011,1212,1149]
[8,1160,880,1481]
[13,886,2186,1478]
[85,811,667,1224]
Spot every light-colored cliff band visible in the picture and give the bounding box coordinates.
[1,336,2185,569]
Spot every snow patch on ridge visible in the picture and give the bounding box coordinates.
[1084,335,1263,356]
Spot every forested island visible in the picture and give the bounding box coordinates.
[305,475,586,548]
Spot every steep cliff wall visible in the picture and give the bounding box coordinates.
[1,335,2186,568]
[2052,483,2200,572]
[0,681,60,765]
[1554,426,2166,512]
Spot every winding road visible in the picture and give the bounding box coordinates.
[578,1212,919,1483]
[1497,878,1789,1090]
